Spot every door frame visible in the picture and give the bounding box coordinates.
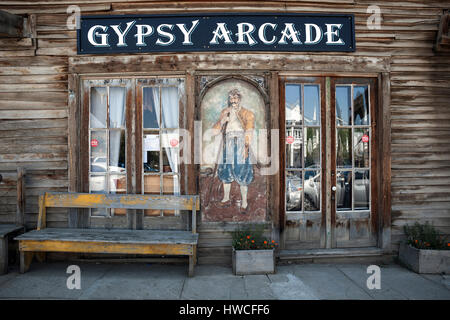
[279,73,392,251]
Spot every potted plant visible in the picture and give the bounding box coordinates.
[399,222,450,274]
[231,225,278,275]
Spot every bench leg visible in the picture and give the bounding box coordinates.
[188,254,194,277]
[0,238,8,275]
[20,251,33,274]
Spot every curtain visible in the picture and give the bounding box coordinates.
[109,87,126,170]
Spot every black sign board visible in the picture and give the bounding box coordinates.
[77,13,355,54]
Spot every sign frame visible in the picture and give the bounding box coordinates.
[77,12,356,54]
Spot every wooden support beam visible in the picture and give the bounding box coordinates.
[0,10,23,37]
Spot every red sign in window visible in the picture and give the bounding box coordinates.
[286,136,294,144]
[91,139,99,147]
[362,134,369,143]
[170,138,179,147]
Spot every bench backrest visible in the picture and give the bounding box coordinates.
[37,192,200,233]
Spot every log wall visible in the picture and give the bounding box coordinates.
[0,0,449,264]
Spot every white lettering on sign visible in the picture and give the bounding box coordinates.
[278,23,302,45]
[85,20,347,48]
[236,22,257,46]
[325,23,345,45]
[87,25,109,47]
[210,22,234,44]
[304,23,323,45]
[258,23,277,45]
[176,20,200,45]
[134,25,154,46]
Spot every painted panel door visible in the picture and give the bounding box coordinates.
[331,77,378,248]
[281,77,326,249]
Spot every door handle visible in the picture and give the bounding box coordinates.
[331,186,337,192]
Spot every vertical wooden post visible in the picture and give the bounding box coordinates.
[68,74,80,228]
[0,237,8,275]
[16,167,25,227]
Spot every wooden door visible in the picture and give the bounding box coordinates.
[281,76,378,249]
[281,77,326,249]
[330,77,378,248]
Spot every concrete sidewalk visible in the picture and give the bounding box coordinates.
[0,261,449,300]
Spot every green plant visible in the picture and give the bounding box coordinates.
[231,225,278,250]
[403,222,449,250]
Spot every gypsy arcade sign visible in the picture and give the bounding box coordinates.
[77,13,355,54]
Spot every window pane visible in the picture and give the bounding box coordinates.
[337,128,352,168]
[304,127,320,168]
[143,134,160,172]
[90,87,107,128]
[144,175,160,194]
[109,130,126,172]
[89,174,108,217]
[161,130,179,173]
[90,130,107,172]
[353,86,369,125]
[110,175,126,194]
[286,128,302,169]
[304,85,320,126]
[285,84,302,126]
[143,87,160,129]
[144,175,160,216]
[286,171,302,212]
[304,170,320,211]
[354,170,370,210]
[109,87,126,128]
[161,86,179,128]
[354,128,370,168]
[336,171,352,211]
[336,86,351,126]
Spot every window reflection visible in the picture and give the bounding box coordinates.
[353,86,369,125]
[354,129,370,168]
[354,170,370,210]
[143,87,160,129]
[336,171,352,211]
[304,85,319,126]
[336,86,351,126]
[286,171,302,212]
[304,127,320,168]
[304,170,320,211]
[337,128,352,168]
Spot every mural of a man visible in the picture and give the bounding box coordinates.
[212,88,255,213]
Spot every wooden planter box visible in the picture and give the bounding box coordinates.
[232,248,275,275]
[398,243,450,274]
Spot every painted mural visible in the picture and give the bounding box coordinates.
[200,78,267,222]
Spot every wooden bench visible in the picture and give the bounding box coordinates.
[0,225,25,274]
[15,192,200,276]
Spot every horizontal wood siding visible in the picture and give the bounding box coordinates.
[0,0,449,263]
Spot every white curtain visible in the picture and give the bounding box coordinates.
[109,87,125,170]
[161,87,180,195]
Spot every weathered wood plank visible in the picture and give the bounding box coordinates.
[43,192,200,210]
[16,228,198,244]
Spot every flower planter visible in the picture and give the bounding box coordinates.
[398,242,450,274]
[232,248,275,275]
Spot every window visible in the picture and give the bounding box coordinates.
[83,77,185,220]
[285,83,321,214]
[139,78,184,216]
[89,82,127,217]
[335,84,370,211]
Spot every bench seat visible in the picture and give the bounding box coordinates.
[0,224,25,274]
[15,227,198,275]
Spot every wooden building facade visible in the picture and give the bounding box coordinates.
[0,0,449,265]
